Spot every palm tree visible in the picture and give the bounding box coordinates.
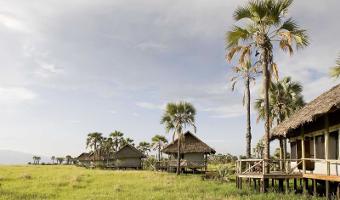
[86,132,103,161]
[56,157,64,164]
[226,0,309,162]
[110,131,124,151]
[255,76,304,162]
[137,142,151,155]
[101,137,114,165]
[121,137,134,147]
[151,135,168,161]
[161,102,196,175]
[330,54,340,78]
[230,61,259,158]
[51,156,55,164]
[65,155,73,165]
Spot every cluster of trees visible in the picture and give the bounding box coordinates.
[226,0,310,162]
[31,155,73,165]
[85,131,169,162]
[208,153,238,165]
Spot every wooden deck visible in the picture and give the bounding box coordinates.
[156,159,207,172]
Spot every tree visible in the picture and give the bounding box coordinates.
[253,139,265,159]
[56,157,64,164]
[110,131,124,151]
[161,102,196,175]
[86,132,103,161]
[32,156,41,165]
[100,137,115,165]
[330,54,340,78]
[151,135,168,161]
[255,76,304,163]
[65,155,73,165]
[226,0,309,162]
[230,61,259,158]
[137,141,151,155]
[121,137,134,147]
[51,156,55,164]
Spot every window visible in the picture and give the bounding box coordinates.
[315,135,325,159]
[329,131,339,160]
[290,142,297,159]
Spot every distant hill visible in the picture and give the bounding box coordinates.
[0,149,49,165]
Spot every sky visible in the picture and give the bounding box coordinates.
[0,0,339,158]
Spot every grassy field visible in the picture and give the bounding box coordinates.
[0,165,324,200]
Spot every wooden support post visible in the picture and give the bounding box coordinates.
[260,178,265,193]
[285,179,289,194]
[294,178,297,193]
[337,183,339,200]
[325,115,330,200]
[240,178,243,189]
[313,179,317,196]
[272,179,274,187]
[253,179,257,191]
[303,179,308,195]
[301,127,306,174]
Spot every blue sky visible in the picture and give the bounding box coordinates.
[0,0,339,158]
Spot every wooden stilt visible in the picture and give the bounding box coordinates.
[294,178,297,192]
[325,181,329,199]
[303,179,308,195]
[240,178,243,189]
[313,179,317,196]
[260,178,265,193]
[337,183,339,200]
[253,179,257,191]
[285,179,289,194]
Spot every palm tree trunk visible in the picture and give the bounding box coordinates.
[158,145,161,162]
[245,78,252,158]
[176,137,181,175]
[262,47,271,166]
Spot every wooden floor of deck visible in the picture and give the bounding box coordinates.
[303,173,340,182]
[237,172,302,179]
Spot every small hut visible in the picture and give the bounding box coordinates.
[76,152,92,166]
[113,144,145,169]
[162,131,216,172]
[270,84,340,197]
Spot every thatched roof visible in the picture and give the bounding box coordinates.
[271,84,340,139]
[162,131,216,154]
[77,152,92,161]
[113,144,145,159]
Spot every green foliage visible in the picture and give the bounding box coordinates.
[330,54,340,78]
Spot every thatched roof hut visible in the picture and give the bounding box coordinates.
[113,144,145,159]
[162,131,216,154]
[271,84,340,140]
[77,152,92,161]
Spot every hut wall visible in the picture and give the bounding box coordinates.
[116,158,141,168]
[183,153,204,162]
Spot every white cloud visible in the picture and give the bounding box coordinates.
[136,102,164,110]
[0,13,31,33]
[0,87,36,103]
[204,104,244,118]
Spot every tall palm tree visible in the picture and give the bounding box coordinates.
[121,137,134,147]
[110,131,124,152]
[101,137,114,165]
[86,132,103,161]
[151,135,168,161]
[255,76,305,161]
[230,61,259,158]
[160,102,196,175]
[330,54,340,78]
[137,141,151,155]
[226,0,309,161]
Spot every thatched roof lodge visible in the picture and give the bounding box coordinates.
[113,144,145,169]
[162,131,215,172]
[271,84,340,140]
[270,84,340,198]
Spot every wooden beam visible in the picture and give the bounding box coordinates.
[301,127,306,174]
[325,114,330,200]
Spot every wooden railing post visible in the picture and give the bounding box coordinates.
[262,160,265,175]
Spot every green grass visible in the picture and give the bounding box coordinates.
[0,165,324,200]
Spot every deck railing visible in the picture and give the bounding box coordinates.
[237,158,340,176]
[236,159,302,175]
